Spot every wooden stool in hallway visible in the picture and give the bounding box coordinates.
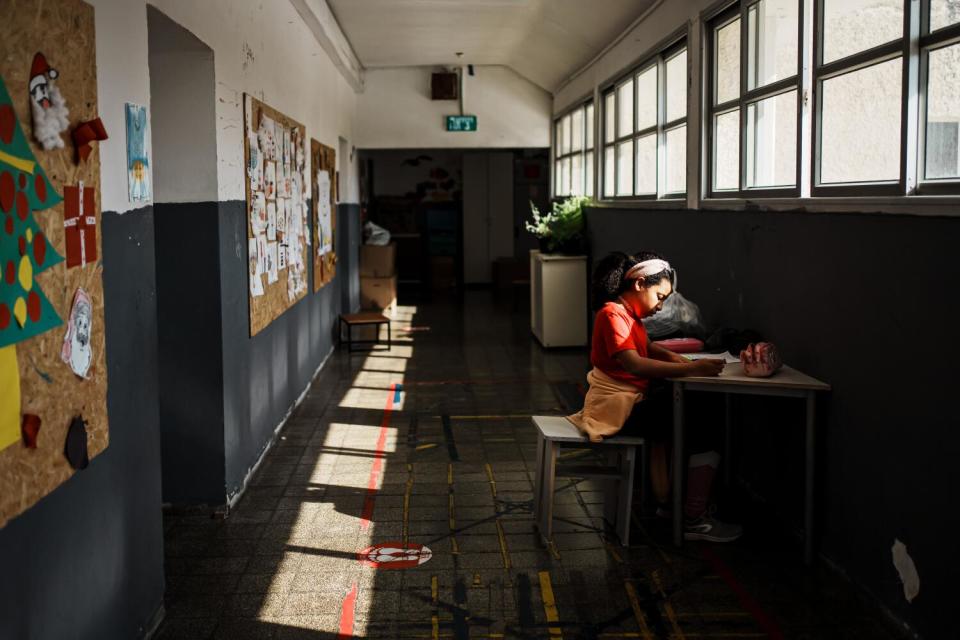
[532,415,645,546]
[339,312,391,352]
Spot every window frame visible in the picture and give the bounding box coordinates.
[809,0,912,196]
[600,32,689,202]
[916,0,960,194]
[552,98,594,197]
[706,0,805,199]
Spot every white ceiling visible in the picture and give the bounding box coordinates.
[326,0,658,92]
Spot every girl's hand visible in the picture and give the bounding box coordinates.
[689,358,724,377]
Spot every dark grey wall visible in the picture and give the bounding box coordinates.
[155,202,225,505]
[586,206,960,639]
[220,200,343,497]
[339,203,361,313]
[0,207,165,638]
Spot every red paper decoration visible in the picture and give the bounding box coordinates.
[62,184,96,268]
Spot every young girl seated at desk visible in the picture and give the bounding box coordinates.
[567,251,742,542]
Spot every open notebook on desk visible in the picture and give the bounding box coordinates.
[683,351,741,364]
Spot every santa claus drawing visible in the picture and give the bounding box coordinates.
[28,52,70,150]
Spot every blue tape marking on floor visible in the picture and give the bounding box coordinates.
[394,384,403,403]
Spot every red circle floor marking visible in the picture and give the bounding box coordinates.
[357,542,433,569]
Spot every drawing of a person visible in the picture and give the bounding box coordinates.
[61,290,93,379]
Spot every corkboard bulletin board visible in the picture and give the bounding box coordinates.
[244,95,309,336]
[311,139,336,292]
[0,0,109,528]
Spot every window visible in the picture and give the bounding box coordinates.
[707,0,801,197]
[813,0,906,193]
[920,0,960,190]
[553,101,594,197]
[601,40,688,199]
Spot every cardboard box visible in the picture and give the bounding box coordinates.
[430,256,456,290]
[360,275,397,312]
[360,243,396,278]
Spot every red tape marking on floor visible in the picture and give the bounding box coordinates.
[360,382,397,530]
[700,546,785,640]
[337,581,358,639]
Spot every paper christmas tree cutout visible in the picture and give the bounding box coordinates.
[0,73,64,348]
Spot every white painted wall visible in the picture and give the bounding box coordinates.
[90,0,361,209]
[89,0,152,214]
[148,0,360,203]
[356,66,552,149]
[147,7,218,204]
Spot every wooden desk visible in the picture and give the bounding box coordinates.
[670,363,830,564]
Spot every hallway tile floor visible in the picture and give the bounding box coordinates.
[158,293,906,639]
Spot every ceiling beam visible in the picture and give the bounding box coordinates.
[289,0,365,92]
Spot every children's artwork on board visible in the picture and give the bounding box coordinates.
[278,244,286,270]
[282,129,291,171]
[251,192,267,234]
[266,241,278,283]
[317,169,333,255]
[28,53,69,151]
[62,183,97,268]
[247,134,263,192]
[264,161,276,200]
[258,114,276,160]
[266,201,277,241]
[125,103,151,202]
[248,238,264,297]
[276,198,287,244]
[60,288,93,379]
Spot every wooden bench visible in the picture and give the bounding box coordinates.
[532,415,645,546]
[338,312,391,352]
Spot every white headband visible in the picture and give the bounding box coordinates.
[625,258,671,280]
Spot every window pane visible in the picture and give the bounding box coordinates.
[554,120,562,156]
[822,0,903,64]
[925,43,960,180]
[747,0,798,90]
[820,58,902,183]
[561,114,572,155]
[636,66,658,130]
[666,50,687,122]
[571,108,583,152]
[616,141,633,195]
[931,0,960,31]
[555,160,563,195]
[617,79,635,137]
[585,151,594,197]
[586,103,595,149]
[604,93,616,144]
[604,146,616,197]
[571,154,583,195]
[665,125,686,193]
[746,91,796,188]
[716,18,740,105]
[635,133,657,195]
[561,157,571,196]
[714,109,740,191]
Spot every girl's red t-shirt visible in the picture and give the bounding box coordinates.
[590,301,650,391]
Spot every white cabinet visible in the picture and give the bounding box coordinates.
[530,251,588,347]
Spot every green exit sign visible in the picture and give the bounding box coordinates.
[446,115,477,132]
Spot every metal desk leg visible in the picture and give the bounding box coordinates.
[805,391,816,565]
[724,393,732,487]
[533,433,545,525]
[673,382,685,548]
[542,440,558,540]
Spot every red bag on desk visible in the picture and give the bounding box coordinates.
[740,342,782,377]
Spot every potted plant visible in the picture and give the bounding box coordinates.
[525,195,590,255]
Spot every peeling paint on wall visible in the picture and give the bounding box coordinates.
[892,539,920,603]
